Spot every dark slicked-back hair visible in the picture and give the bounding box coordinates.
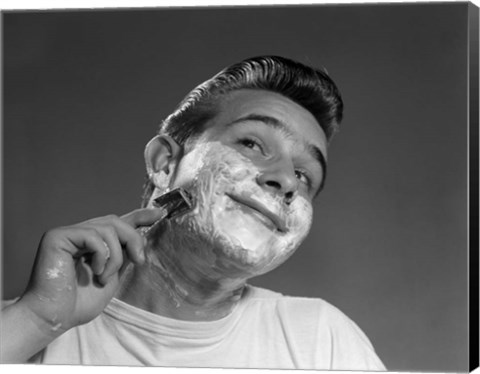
[142,55,343,206]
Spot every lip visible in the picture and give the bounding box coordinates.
[226,193,287,233]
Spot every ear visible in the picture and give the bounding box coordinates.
[144,135,182,188]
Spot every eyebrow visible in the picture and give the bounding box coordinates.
[226,114,286,132]
[227,114,328,195]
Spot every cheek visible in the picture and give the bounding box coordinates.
[285,196,313,238]
[173,144,213,187]
[195,144,258,200]
[172,143,258,225]
[172,142,313,271]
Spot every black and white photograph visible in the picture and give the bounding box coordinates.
[1,1,479,372]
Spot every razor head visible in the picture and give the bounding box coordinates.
[152,188,194,220]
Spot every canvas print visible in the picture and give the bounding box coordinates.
[1,2,478,372]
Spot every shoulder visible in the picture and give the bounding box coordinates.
[244,285,386,371]
[245,285,352,324]
[244,285,361,331]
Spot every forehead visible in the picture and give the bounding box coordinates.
[204,89,328,158]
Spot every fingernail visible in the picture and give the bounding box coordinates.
[139,249,146,264]
[98,265,106,276]
[96,274,108,287]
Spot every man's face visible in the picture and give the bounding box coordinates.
[165,89,328,277]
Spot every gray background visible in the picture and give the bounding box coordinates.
[3,3,470,372]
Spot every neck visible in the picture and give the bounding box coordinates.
[117,222,248,321]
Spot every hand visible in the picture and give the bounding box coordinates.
[18,208,165,335]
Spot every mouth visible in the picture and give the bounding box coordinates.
[225,193,287,233]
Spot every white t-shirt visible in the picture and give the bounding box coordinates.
[28,286,385,370]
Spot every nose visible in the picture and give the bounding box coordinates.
[256,160,299,204]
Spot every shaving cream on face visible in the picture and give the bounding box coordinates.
[171,140,313,276]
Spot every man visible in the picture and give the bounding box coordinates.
[2,56,385,370]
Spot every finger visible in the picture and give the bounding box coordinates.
[64,229,110,276]
[90,240,109,276]
[121,208,167,229]
[118,258,132,279]
[99,217,147,265]
[92,227,124,285]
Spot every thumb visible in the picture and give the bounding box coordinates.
[121,208,168,228]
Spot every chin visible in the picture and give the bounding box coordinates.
[171,192,311,275]
[209,214,307,277]
[167,205,310,281]
[218,242,300,277]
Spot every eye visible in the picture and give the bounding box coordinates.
[295,169,311,186]
[237,137,263,152]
